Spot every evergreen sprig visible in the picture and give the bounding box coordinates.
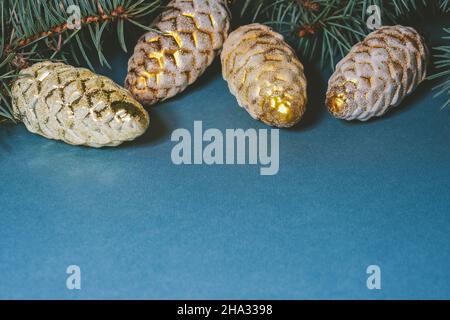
[1,0,450,121]
[430,28,450,109]
[0,0,161,121]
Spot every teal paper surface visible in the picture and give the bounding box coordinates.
[0,36,449,300]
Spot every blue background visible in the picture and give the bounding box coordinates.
[0,25,449,299]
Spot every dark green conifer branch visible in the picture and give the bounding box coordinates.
[0,0,161,121]
[430,28,450,109]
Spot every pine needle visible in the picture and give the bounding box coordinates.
[0,0,161,121]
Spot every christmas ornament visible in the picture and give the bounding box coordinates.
[221,23,308,128]
[326,25,428,121]
[12,61,149,147]
[125,0,231,106]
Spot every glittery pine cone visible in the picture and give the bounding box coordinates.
[125,0,231,106]
[326,25,428,121]
[221,24,308,128]
[12,61,149,147]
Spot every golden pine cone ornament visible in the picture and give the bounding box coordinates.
[221,24,308,128]
[125,0,231,106]
[12,61,149,147]
[326,25,428,121]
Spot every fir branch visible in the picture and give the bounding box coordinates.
[430,28,450,110]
